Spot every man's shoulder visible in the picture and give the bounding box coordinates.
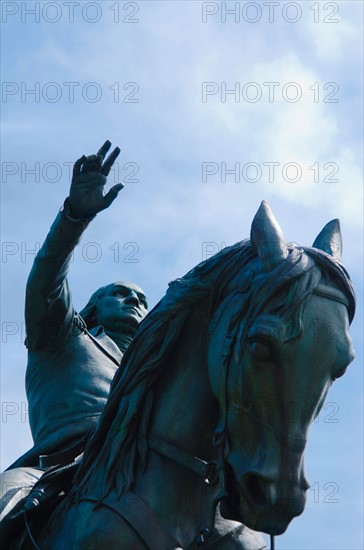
[26,313,85,353]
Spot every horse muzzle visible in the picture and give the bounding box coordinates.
[221,458,310,535]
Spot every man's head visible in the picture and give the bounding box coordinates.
[80,281,148,336]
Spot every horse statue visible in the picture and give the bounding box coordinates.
[4,201,356,549]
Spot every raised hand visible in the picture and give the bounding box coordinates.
[69,140,123,218]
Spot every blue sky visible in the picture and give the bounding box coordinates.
[1,1,363,548]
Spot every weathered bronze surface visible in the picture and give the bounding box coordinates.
[0,142,356,549]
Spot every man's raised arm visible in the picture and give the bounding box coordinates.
[25,140,122,350]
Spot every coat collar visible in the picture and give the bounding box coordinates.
[88,326,123,365]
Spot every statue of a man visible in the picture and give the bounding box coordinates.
[0,140,148,519]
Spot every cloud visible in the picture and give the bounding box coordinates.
[305,4,359,60]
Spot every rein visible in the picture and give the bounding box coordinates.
[79,492,183,550]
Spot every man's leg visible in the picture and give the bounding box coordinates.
[0,467,44,521]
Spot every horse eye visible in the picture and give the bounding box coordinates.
[250,339,272,362]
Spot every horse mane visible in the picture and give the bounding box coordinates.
[73,240,355,500]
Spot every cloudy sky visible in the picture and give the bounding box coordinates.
[1,1,363,548]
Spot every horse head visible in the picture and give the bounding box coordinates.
[208,201,355,535]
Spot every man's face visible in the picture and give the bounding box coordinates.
[95,281,148,333]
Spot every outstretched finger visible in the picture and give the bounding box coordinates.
[73,155,86,179]
[97,140,112,160]
[101,146,121,176]
[81,154,103,174]
[103,183,124,209]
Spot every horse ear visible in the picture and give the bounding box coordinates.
[251,201,288,271]
[312,219,342,261]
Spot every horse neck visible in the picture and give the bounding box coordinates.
[133,303,220,546]
[152,303,217,451]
